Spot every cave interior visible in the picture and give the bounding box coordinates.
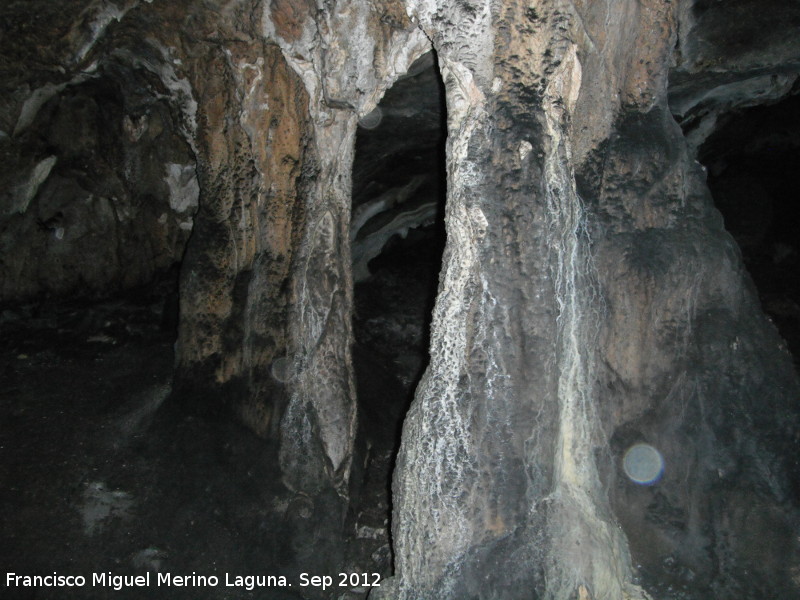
[1,1,800,599]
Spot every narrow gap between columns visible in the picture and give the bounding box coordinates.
[697,93,800,371]
[347,50,447,574]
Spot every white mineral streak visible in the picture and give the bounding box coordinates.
[14,84,63,137]
[145,44,199,147]
[395,58,485,593]
[73,0,140,64]
[350,175,428,237]
[224,51,266,146]
[164,163,199,214]
[675,73,796,150]
[540,40,648,600]
[390,0,495,593]
[518,139,533,161]
[351,175,433,281]
[11,156,57,214]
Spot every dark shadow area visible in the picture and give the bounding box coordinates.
[0,50,451,597]
[348,51,447,568]
[698,91,800,368]
[0,300,304,600]
[0,67,313,598]
[0,272,351,599]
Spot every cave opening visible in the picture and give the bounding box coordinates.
[349,51,447,549]
[697,91,800,366]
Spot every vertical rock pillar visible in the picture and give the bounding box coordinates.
[383,1,651,598]
[262,0,431,497]
[176,0,430,499]
[174,37,358,502]
[279,112,359,496]
[174,39,313,438]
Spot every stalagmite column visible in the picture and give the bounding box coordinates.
[1,0,798,596]
[262,0,430,495]
[174,38,312,440]
[382,0,669,598]
[382,0,799,598]
[172,0,428,498]
[278,112,359,495]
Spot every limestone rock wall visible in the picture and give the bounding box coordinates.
[1,1,799,598]
[0,62,196,303]
[670,0,800,150]
[381,0,800,598]
[0,0,368,500]
[0,0,201,301]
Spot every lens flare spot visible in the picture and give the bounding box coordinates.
[358,106,382,130]
[623,443,664,485]
[271,356,292,383]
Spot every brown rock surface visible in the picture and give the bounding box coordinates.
[1,1,798,599]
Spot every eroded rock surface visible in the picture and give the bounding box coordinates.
[0,68,196,302]
[1,1,799,599]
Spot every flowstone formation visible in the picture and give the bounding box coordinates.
[1,0,799,598]
[378,0,800,598]
[379,0,655,597]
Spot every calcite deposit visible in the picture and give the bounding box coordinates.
[1,1,799,598]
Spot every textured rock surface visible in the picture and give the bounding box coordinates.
[0,67,196,302]
[261,0,430,496]
[379,0,800,599]
[1,1,799,599]
[382,1,651,597]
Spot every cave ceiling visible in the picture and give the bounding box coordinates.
[2,0,800,270]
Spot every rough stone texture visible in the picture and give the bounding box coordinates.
[380,1,652,597]
[261,0,431,496]
[584,106,800,600]
[0,0,201,301]
[379,1,800,599]
[0,65,196,303]
[1,1,799,599]
[173,36,312,443]
[0,0,356,500]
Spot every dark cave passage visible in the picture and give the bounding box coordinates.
[0,61,196,416]
[0,60,195,421]
[349,51,447,551]
[697,91,800,366]
[0,60,195,367]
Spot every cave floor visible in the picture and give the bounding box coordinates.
[0,280,410,600]
[2,221,799,600]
